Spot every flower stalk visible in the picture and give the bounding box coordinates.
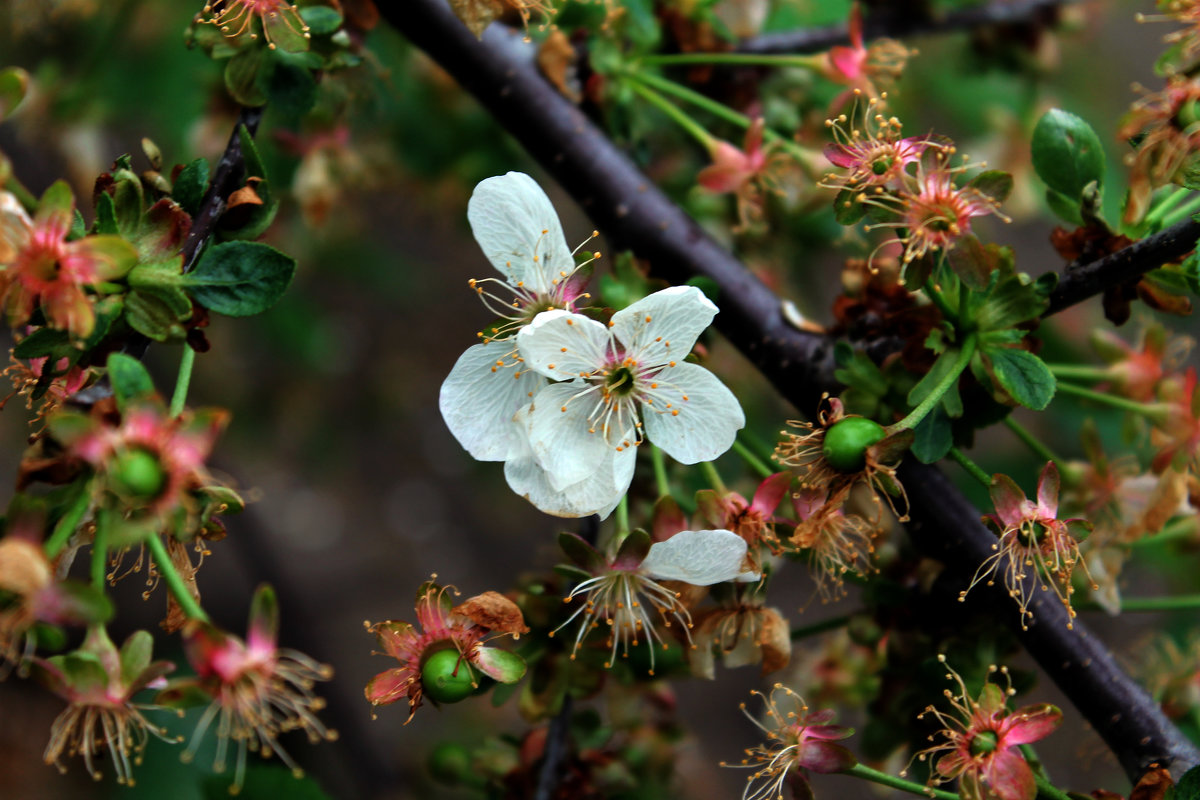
[169,346,196,419]
[846,763,959,800]
[893,335,977,432]
[1055,381,1170,421]
[145,533,209,623]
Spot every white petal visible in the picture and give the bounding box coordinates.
[641,361,744,463]
[467,172,575,296]
[641,530,748,585]
[0,191,32,262]
[505,409,632,519]
[517,309,610,381]
[439,341,543,461]
[611,285,718,366]
[526,381,614,491]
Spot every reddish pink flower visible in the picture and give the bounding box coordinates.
[697,119,778,232]
[695,470,792,569]
[365,579,528,722]
[1090,324,1192,402]
[724,684,857,800]
[822,4,911,108]
[892,154,1007,265]
[166,585,334,791]
[964,463,1094,629]
[1151,367,1200,472]
[789,486,880,600]
[908,657,1061,800]
[823,100,931,192]
[1119,78,1200,224]
[34,627,175,786]
[196,0,311,51]
[0,186,136,339]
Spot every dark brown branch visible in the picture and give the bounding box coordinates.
[736,0,1075,56]
[380,0,1200,782]
[1046,217,1200,316]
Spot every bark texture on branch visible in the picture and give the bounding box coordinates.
[380,0,1200,782]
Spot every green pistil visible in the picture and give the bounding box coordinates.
[606,366,636,396]
[970,730,1000,756]
[872,157,893,176]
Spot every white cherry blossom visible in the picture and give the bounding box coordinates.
[440,172,596,462]
[516,285,745,492]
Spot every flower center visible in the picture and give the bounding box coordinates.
[605,365,637,396]
[872,156,894,176]
[969,729,1000,756]
[1018,520,1049,547]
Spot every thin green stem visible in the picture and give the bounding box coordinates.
[699,460,727,493]
[90,512,109,589]
[1003,417,1065,470]
[625,80,714,150]
[1142,186,1192,229]
[732,438,773,479]
[893,335,976,432]
[615,495,630,535]
[145,532,209,624]
[625,72,815,165]
[923,278,957,322]
[1055,381,1168,421]
[44,482,93,559]
[169,346,196,418]
[1,168,38,213]
[1034,771,1072,800]
[790,614,851,640]
[1043,363,1112,381]
[948,447,991,488]
[651,445,671,498]
[1019,744,1051,781]
[641,52,825,69]
[844,764,958,800]
[1159,191,1200,228]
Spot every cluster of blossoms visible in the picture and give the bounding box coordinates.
[1120,77,1200,224]
[440,172,745,519]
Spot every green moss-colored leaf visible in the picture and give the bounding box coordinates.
[183,241,296,317]
[106,353,156,411]
[174,158,210,218]
[984,348,1056,410]
[224,46,269,107]
[300,5,343,35]
[0,66,30,121]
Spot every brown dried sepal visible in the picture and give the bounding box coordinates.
[452,591,529,635]
[448,0,506,38]
[537,30,579,102]
[1129,767,1174,800]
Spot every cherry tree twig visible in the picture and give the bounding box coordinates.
[736,0,1079,56]
[379,0,1200,785]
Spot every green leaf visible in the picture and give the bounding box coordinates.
[945,234,994,291]
[225,46,269,107]
[107,353,155,411]
[174,158,210,218]
[125,288,191,341]
[985,348,1056,410]
[13,327,71,359]
[239,125,269,182]
[183,241,296,317]
[267,50,318,121]
[1176,764,1200,800]
[967,170,1013,205]
[95,192,119,235]
[833,188,866,225]
[300,5,343,35]
[910,404,953,463]
[203,766,331,800]
[1031,109,1106,200]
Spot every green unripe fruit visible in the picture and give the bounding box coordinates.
[822,417,886,473]
[427,742,472,785]
[110,449,167,500]
[421,649,478,704]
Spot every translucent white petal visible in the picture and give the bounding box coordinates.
[611,285,718,366]
[505,409,631,519]
[640,529,748,585]
[467,172,575,296]
[526,381,613,491]
[516,309,610,381]
[439,341,543,461]
[641,361,744,463]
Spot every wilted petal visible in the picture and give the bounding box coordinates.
[439,341,542,461]
[468,172,575,296]
[452,591,529,635]
[797,739,857,773]
[1002,703,1062,745]
[981,747,1037,800]
[473,647,526,684]
[642,361,744,463]
[1036,462,1060,517]
[612,286,718,367]
[989,473,1030,528]
[364,666,416,706]
[640,529,749,585]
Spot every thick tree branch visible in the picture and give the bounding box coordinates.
[1046,217,1200,316]
[380,0,1200,783]
[736,0,1076,56]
